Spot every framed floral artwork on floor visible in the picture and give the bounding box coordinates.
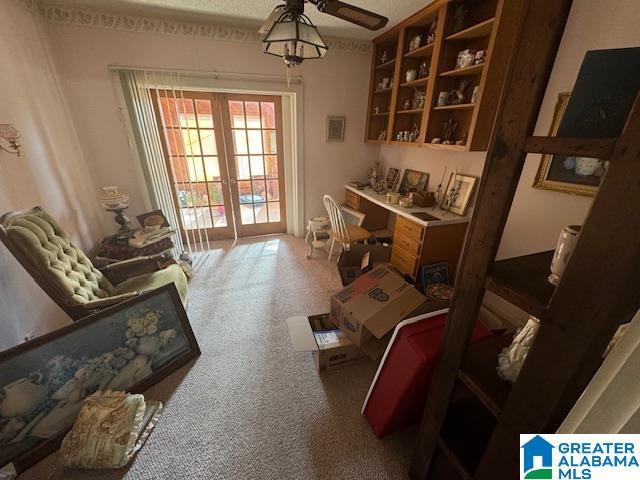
[0,284,199,474]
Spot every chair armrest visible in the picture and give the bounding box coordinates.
[79,292,140,310]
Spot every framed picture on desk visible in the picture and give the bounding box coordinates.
[340,206,365,226]
[399,169,429,196]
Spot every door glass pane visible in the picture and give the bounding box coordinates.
[170,157,188,182]
[187,157,206,182]
[208,182,224,205]
[236,156,250,180]
[266,180,280,201]
[252,180,266,203]
[261,102,276,129]
[248,130,263,154]
[250,156,265,178]
[232,130,248,154]
[176,99,197,128]
[212,206,227,227]
[198,207,213,228]
[160,98,178,126]
[204,157,220,180]
[176,184,191,207]
[190,183,209,206]
[263,130,277,154]
[268,202,281,223]
[240,205,254,225]
[265,156,279,178]
[180,208,195,229]
[229,101,245,128]
[255,204,268,223]
[180,207,212,229]
[199,130,217,155]
[195,99,214,128]
[182,129,201,155]
[238,180,253,203]
[245,101,261,128]
[166,129,183,155]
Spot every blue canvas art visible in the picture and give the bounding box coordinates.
[0,284,199,471]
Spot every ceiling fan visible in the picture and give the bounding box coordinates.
[260,0,388,69]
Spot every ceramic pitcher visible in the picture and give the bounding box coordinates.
[548,225,581,286]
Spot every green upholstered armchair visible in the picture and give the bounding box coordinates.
[0,207,188,320]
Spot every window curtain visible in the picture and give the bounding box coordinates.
[558,308,640,433]
[118,69,213,259]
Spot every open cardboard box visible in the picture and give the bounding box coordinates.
[337,244,392,286]
[286,313,367,372]
[330,264,426,360]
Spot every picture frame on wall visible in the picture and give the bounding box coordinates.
[0,284,200,474]
[385,167,400,191]
[533,92,606,197]
[440,173,477,216]
[326,116,345,142]
[398,169,430,196]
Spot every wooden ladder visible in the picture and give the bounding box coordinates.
[410,0,640,478]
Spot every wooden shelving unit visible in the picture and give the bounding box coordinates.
[410,0,640,477]
[365,0,511,151]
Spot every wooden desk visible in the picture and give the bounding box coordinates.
[345,185,471,281]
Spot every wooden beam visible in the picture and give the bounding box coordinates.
[409,0,573,478]
[475,92,640,479]
[525,136,616,158]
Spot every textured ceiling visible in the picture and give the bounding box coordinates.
[44,0,429,39]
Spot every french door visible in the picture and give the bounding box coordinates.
[153,91,286,242]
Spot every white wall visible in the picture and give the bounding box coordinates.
[44,22,378,232]
[0,0,104,349]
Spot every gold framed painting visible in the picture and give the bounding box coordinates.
[533,92,607,197]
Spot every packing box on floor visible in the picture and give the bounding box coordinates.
[286,313,367,372]
[337,244,392,286]
[330,265,426,360]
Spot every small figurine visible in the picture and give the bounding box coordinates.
[380,50,389,64]
[418,60,429,78]
[378,130,387,141]
[475,50,487,65]
[442,117,458,145]
[448,79,471,105]
[426,20,437,44]
[452,1,467,33]
[373,105,380,114]
[368,160,381,189]
[404,98,412,110]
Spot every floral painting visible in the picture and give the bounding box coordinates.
[0,285,198,471]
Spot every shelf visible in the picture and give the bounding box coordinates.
[375,59,396,70]
[485,251,556,318]
[366,139,388,144]
[373,87,393,95]
[400,77,429,88]
[433,103,476,111]
[458,334,513,417]
[440,63,485,77]
[439,391,496,476]
[370,112,390,117]
[404,42,435,59]
[396,108,424,115]
[446,18,495,41]
[390,140,422,147]
[424,143,468,151]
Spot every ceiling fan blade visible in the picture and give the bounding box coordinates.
[315,1,388,31]
[259,5,287,34]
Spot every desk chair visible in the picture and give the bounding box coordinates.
[323,195,371,261]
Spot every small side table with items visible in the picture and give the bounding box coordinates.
[305,215,332,259]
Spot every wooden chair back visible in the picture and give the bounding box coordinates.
[323,195,350,243]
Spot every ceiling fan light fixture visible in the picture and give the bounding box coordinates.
[262,11,328,68]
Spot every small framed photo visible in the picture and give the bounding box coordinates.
[326,116,345,142]
[137,209,170,229]
[340,206,365,227]
[440,173,477,216]
[398,169,430,196]
[386,167,400,191]
[420,262,449,293]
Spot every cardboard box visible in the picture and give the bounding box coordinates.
[286,313,367,372]
[330,265,426,360]
[337,244,392,286]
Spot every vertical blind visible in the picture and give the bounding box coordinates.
[119,69,214,260]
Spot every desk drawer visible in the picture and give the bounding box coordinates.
[345,190,359,210]
[391,245,418,278]
[396,216,424,242]
[393,230,421,256]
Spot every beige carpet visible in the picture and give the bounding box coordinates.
[21,235,416,480]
